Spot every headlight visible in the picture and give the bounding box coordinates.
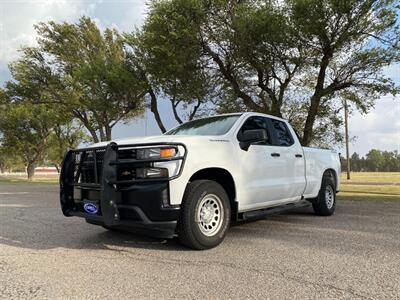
[136,167,169,179]
[136,147,177,160]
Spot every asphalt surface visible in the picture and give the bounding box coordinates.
[1,183,399,299]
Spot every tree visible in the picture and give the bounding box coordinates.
[0,101,59,180]
[0,90,22,174]
[122,33,167,133]
[363,149,400,172]
[143,0,399,145]
[351,152,361,171]
[149,0,301,116]
[125,3,215,132]
[289,0,400,145]
[381,150,400,171]
[365,149,385,171]
[46,123,88,171]
[0,146,24,173]
[1,90,86,177]
[283,98,344,148]
[8,17,146,143]
[343,150,400,172]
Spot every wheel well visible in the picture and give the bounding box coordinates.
[323,169,337,189]
[189,168,237,220]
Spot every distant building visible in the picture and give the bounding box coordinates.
[34,167,59,174]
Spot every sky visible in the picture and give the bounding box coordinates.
[0,0,399,156]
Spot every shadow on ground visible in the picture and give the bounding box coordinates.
[1,183,399,254]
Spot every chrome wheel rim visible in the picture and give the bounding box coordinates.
[197,194,224,237]
[325,185,335,209]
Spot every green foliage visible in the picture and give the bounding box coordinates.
[143,0,399,146]
[283,97,344,148]
[0,145,25,173]
[2,1,399,152]
[341,150,400,172]
[286,0,399,144]
[0,91,86,177]
[125,1,212,124]
[0,99,60,179]
[45,123,89,170]
[8,17,146,143]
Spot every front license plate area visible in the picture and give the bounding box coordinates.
[83,201,100,215]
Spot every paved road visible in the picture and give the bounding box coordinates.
[1,183,399,299]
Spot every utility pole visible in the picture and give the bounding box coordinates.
[344,98,351,180]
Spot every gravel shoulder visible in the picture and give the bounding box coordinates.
[1,183,399,299]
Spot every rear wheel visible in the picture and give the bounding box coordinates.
[312,176,336,216]
[178,180,231,250]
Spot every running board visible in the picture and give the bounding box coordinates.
[240,200,310,221]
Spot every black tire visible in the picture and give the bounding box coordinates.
[178,180,231,250]
[312,176,336,216]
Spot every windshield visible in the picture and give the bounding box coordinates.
[165,115,241,136]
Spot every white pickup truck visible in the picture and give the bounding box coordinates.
[60,112,340,249]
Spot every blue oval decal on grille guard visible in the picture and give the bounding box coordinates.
[83,203,98,214]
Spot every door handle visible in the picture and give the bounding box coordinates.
[295,154,303,158]
[271,153,280,157]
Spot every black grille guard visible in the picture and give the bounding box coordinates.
[60,142,187,226]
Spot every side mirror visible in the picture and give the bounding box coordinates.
[239,129,268,151]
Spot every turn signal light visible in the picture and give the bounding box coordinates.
[160,148,176,158]
[136,147,177,160]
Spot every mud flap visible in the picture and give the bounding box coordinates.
[101,142,120,226]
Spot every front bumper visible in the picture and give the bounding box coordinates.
[60,142,186,238]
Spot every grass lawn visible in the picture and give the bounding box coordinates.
[340,172,400,183]
[337,184,400,202]
[1,171,399,202]
[338,172,400,202]
[0,174,59,184]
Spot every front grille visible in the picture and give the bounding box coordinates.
[69,143,184,188]
[117,166,136,182]
[72,148,106,184]
[116,148,148,184]
[117,148,137,160]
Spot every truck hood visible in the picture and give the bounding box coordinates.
[85,135,229,148]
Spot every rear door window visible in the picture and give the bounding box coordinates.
[269,119,294,146]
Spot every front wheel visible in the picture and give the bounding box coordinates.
[178,180,231,250]
[312,176,336,216]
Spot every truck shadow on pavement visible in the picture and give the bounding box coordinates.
[1,185,400,254]
[0,215,188,252]
[0,203,321,252]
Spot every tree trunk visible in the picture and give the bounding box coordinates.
[87,127,100,143]
[74,112,100,143]
[302,51,332,146]
[27,162,36,181]
[202,43,263,112]
[99,127,106,142]
[189,99,202,121]
[171,99,183,124]
[302,94,321,146]
[148,88,167,133]
[270,101,282,118]
[105,125,112,141]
